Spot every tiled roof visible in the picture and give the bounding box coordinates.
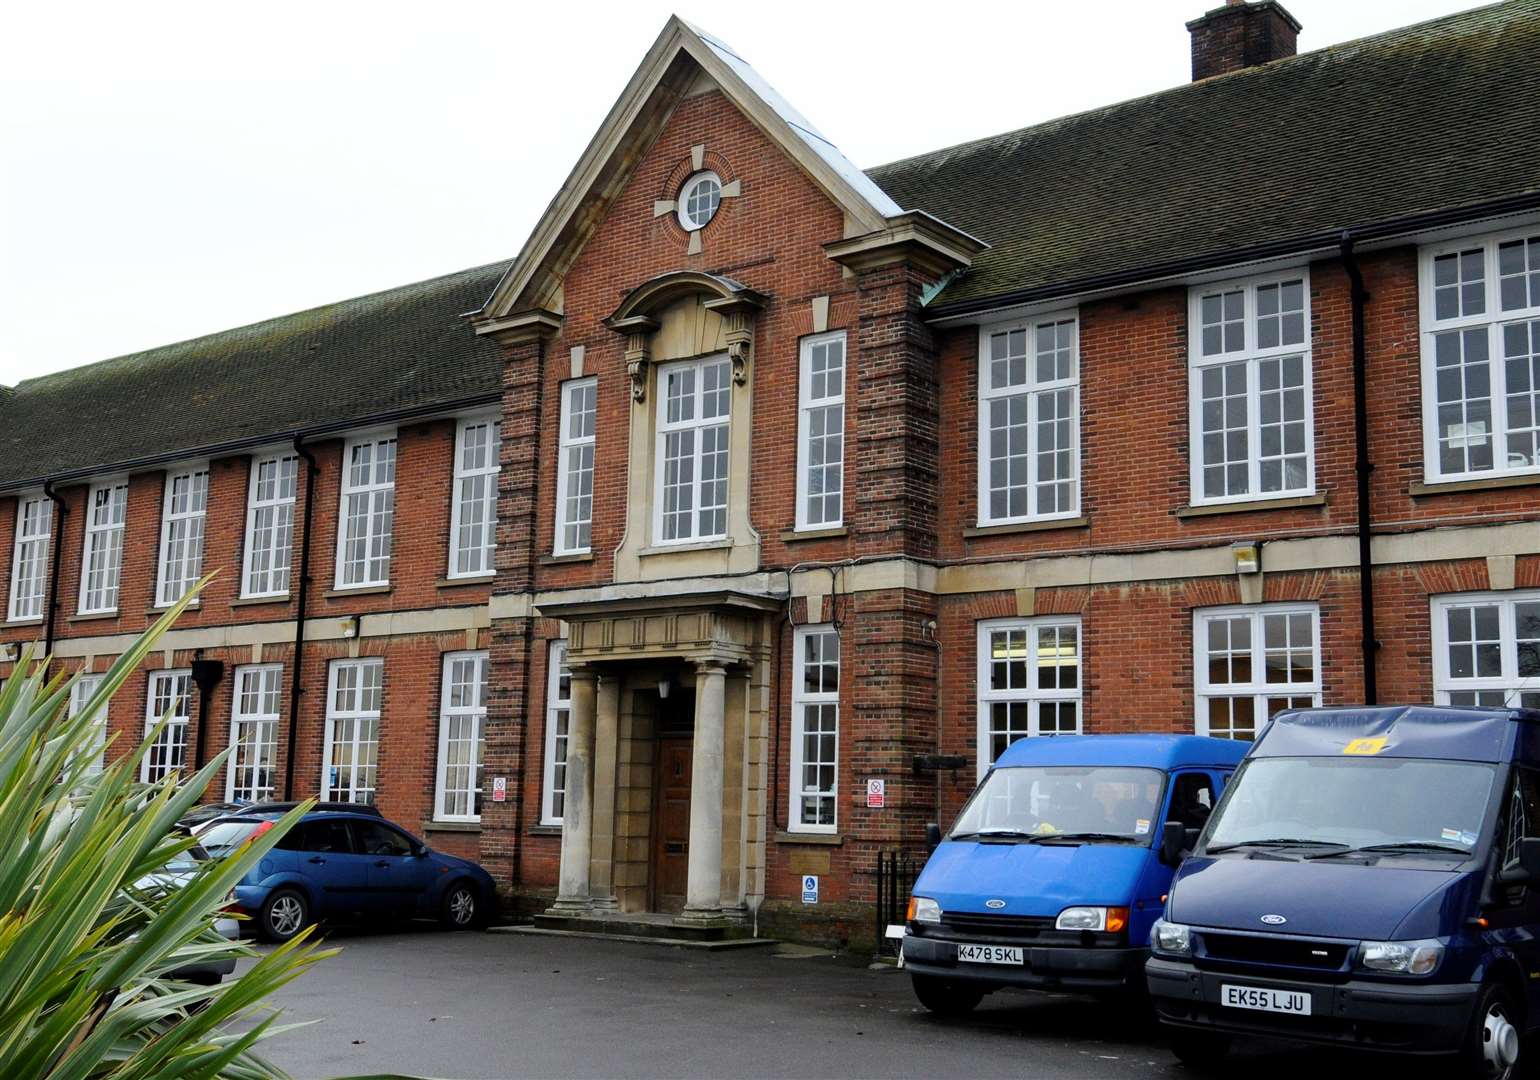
[0,262,508,489]
[868,0,1540,310]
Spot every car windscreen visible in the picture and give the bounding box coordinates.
[1204,756,1497,858]
[196,820,263,854]
[949,765,1166,843]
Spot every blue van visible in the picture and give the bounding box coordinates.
[1148,705,1540,1078]
[901,734,1247,1016]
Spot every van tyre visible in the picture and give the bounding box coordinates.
[1463,981,1522,1080]
[439,881,481,930]
[258,888,309,943]
[1167,1029,1231,1070]
[910,974,984,1017]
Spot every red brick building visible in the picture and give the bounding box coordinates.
[3,1,1539,943]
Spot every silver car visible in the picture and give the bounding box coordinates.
[134,841,239,985]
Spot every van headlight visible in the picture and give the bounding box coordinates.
[1359,939,1443,975]
[1150,919,1192,957]
[1056,906,1129,933]
[907,896,942,924]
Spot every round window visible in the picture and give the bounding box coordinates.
[677,171,722,231]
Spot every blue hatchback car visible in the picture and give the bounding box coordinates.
[197,808,496,942]
[902,734,1247,1016]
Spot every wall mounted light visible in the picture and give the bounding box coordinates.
[0,643,17,663]
[340,616,360,640]
[1231,541,1261,575]
[657,677,671,700]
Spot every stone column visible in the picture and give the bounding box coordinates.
[588,674,622,911]
[548,664,597,914]
[679,658,727,925]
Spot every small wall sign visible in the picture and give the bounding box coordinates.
[801,875,819,904]
[491,776,508,803]
[866,778,886,808]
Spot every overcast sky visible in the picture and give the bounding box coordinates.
[0,0,1488,387]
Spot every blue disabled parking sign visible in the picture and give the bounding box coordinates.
[801,875,819,905]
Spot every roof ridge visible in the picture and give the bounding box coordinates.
[12,258,511,391]
[866,0,1526,179]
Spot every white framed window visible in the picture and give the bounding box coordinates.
[70,672,107,776]
[654,356,731,544]
[1188,272,1314,504]
[8,493,51,622]
[1194,604,1321,740]
[976,617,1082,774]
[242,453,298,597]
[227,665,281,802]
[336,434,397,588]
[790,625,840,832]
[79,480,128,615]
[435,651,489,821]
[677,171,721,231]
[1420,228,1540,482]
[795,333,846,530]
[1432,592,1540,709]
[450,417,500,577]
[554,381,597,554]
[977,314,1080,525]
[142,669,192,784]
[155,467,209,607]
[323,657,382,804]
[541,640,571,825]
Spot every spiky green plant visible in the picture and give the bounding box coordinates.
[0,585,333,1078]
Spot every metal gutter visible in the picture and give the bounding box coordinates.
[1340,231,1379,705]
[283,434,320,800]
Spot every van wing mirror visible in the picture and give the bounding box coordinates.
[1501,836,1540,885]
[1159,821,1189,866]
[925,822,942,853]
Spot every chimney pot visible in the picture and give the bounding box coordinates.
[1187,0,1301,81]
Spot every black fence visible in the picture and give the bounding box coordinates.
[872,849,926,956]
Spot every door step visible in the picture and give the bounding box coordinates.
[494,924,776,950]
[514,910,770,946]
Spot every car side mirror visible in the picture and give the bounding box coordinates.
[1500,837,1540,885]
[412,844,429,859]
[925,822,942,853]
[1160,821,1189,866]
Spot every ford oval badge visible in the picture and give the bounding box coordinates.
[1260,913,1287,925]
[985,898,1006,909]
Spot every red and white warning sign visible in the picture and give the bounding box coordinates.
[866,778,886,808]
[491,776,508,803]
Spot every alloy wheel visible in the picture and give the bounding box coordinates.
[269,895,304,937]
[448,887,476,925]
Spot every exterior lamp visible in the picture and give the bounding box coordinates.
[657,677,671,699]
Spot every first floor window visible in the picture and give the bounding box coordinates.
[1195,605,1321,739]
[790,626,840,831]
[796,333,846,529]
[8,493,51,622]
[336,435,396,587]
[228,665,282,802]
[451,417,500,576]
[1433,592,1540,709]
[156,467,209,606]
[436,651,489,821]
[656,356,730,543]
[976,618,1082,772]
[243,453,298,597]
[324,658,382,803]
[542,641,571,824]
[142,670,192,783]
[80,480,128,614]
[555,381,596,554]
[70,672,106,776]
[977,315,1080,524]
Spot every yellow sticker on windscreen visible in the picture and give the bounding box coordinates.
[1343,736,1389,755]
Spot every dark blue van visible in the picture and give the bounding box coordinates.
[1148,705,1540,1078]
[901,734,1246,1016]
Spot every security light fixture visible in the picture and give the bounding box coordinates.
[1231,541,1261,575]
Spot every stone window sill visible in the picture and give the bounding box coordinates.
[69,611,120,623]
[638,538,734,558]
[1174,493,1326,519]
[963,516,1089,538]
[775,830,844,846]
[423,820,482,834]
[322,585,393,599]
[1409,474,1540,497]
[538,552,594,566]
[780,526,848,542]
[230,594,289,608]
[4,617,44,628]
[438,574,497,587]
[147,601,201,616]
[529,824,563,837]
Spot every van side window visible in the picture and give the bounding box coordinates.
[1170,772,1216,829]
[1504,769,1540,867]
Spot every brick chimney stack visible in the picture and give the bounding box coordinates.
[1187,0,1302,81]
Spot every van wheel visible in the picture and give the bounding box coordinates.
[258,888,310,943]
[1167,1029,1231,1070]
[910,974,984,1017]
[1461,981,1522,1079]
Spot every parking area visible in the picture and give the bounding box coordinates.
[245,928,1457,1079]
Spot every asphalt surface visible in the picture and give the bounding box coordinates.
[242,926,1466,1079]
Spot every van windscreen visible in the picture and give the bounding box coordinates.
[1205,757,1496,858]
[950,766,1165,844]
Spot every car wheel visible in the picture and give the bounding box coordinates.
[1461,980,1522,1080]
[910,974,984,1017]
[1167,1029,1231,1071]
[258,888,310,943]
[440,881,480,930]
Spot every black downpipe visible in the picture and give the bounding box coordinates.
[284,436,320,799]
[189,656,225,770]
[41,480,68,671]
[1341,232,1378,705]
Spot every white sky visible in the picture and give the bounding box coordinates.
[0,0,1487,387]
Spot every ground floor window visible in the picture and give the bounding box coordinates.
[323,658,382,804]
[542,641,571,824]
[228,664,282,802]
[70,672,106,775]
[436,651,489,821]
[142,669,192,783]
[1433,592,1540,709]
[1194,604,1320,739]
[976,617,1081,773]
[790,625,840,832]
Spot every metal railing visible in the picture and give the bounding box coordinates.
[872,849,926,956]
